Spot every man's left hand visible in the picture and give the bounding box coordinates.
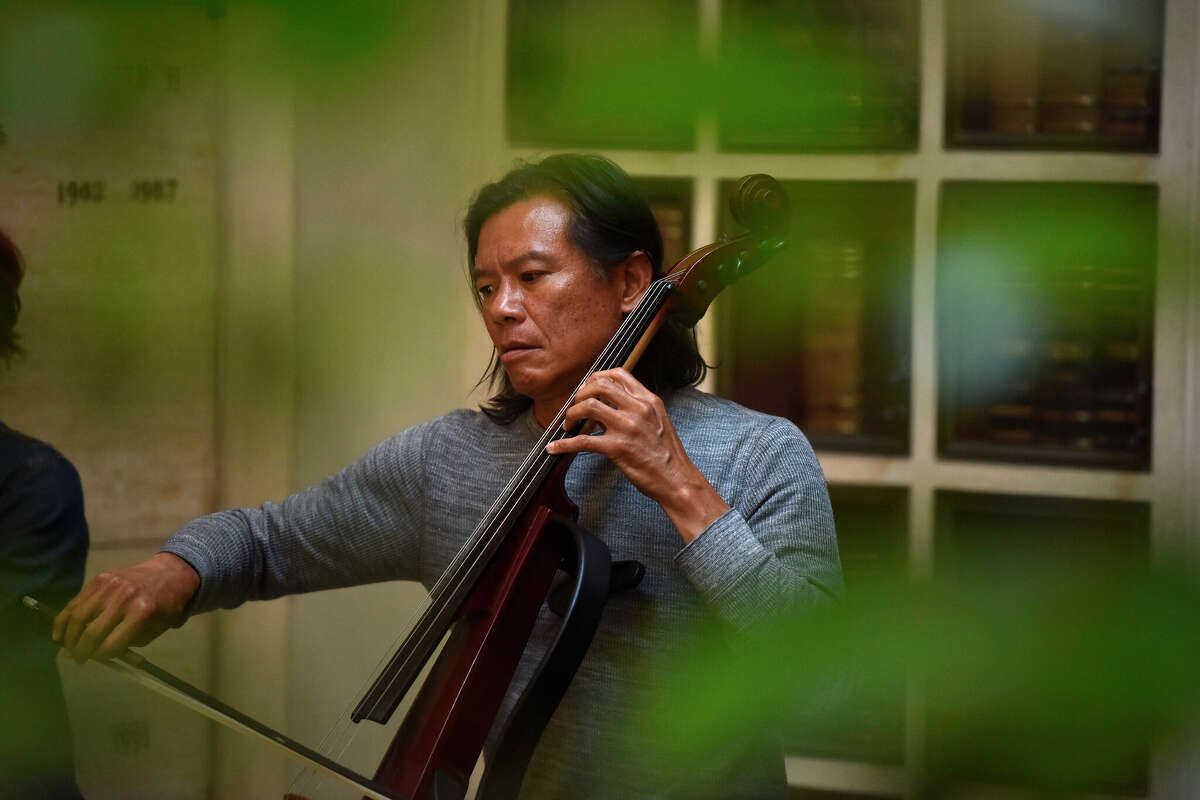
[545,368,730,543]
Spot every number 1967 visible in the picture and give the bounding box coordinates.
[132,178,178,202]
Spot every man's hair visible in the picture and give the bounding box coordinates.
[0,230,23,365]
[463,153,706,424]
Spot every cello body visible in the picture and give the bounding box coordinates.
[371,460,589,799]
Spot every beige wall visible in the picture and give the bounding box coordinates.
[213,1,501,795]
[1,1,500,796]
[281,0,497,793]
[1,4,223,797]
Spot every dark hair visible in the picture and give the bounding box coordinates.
[0,230,23,365]
[464,154,706,424]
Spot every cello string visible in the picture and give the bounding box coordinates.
[410,274,670,615]
[411,277,670,612]
[474,262,704,547]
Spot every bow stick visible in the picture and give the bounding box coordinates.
[23,595,402,800]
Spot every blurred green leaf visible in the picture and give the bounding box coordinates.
[637,566,1200,796]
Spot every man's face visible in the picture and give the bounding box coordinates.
[473,195,646,423]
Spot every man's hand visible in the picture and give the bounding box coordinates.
[52,552,200,662]
[545,368,730,544]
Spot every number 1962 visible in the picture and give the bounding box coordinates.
[58,181,105,205]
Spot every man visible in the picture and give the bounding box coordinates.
[54,154,841,797]
[1,230,90,799]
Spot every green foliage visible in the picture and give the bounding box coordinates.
[637,565,1200,795]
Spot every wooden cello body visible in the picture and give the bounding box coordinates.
[371,459,604,799]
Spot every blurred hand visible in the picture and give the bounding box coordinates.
[545,368,730,543]
[52,552,200,662]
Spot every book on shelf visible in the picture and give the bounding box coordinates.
[950,0,1162,150]
[958,263,1150,459]
[648,201,689,272]
[799,239,866,437]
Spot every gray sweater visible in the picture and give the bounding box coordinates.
[164,387,841,798]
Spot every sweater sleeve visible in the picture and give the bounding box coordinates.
[673,416,842,632]
[162,420,432,616]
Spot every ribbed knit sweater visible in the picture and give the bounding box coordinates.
[163,387,842,798]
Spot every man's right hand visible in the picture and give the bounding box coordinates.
[52,552,201,663]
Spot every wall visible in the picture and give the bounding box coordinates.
[211,1,502,795]
[0,4,222,797]
[282,0,498,793]
[1,1,502,796]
